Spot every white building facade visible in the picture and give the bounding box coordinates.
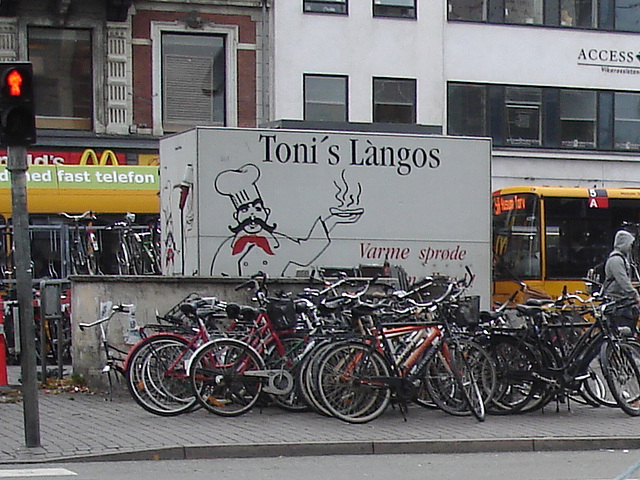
[269,0,640,190]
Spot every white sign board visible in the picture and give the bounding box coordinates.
[160,127,491,301]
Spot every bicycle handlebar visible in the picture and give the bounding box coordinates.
[59,211,96,222]
[78,304,134,331]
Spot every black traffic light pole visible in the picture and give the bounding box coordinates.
[1,62,40,448]
[8,145,40,448]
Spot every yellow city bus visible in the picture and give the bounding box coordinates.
[0,164,159,279]
[492,185,640,304]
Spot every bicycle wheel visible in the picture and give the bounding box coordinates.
[297,339,336,416]
[189,338,265,417]
[581,354,616,407]
[116,239,132,275]
[126,334,198,416]
[485,335,541,414]
[424,340,486,421]
[601,340,640,417]
[264,334,310,412]
[316,341,391,424]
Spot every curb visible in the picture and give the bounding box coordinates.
[4,437,640,465]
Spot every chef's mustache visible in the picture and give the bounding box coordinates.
[229,216,277,234]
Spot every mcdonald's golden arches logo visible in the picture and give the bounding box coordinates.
[78,149,120,166]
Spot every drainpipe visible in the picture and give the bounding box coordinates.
[260,0,269,126]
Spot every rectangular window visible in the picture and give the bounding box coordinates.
[448,0,487,20]
[505,86,542,146]
[304,0,348,14]
[373,77,416,124]
[447,83,487,136]
[304,74,348,122]
[614,92,640,150]
[615,0,640,31]
[561,0,596,26]
[504,0,543,24]
[560,90,596,148]
[373,0,417,18]
[28,27,93,130]
[161,33,226,132]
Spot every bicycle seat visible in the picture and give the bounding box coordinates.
[225,303,241,319]
[524,298,555,307]
[515,304,546,316]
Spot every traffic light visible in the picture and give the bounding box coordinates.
[0,62,36,146]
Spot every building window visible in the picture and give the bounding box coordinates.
[560,90,596,148]
[615,0,640,31]
[560,0,596,26]
[304,0,348,14]
[28,27,93,130]
[614,92,640,150]
[448,82,640,152]
[505,86,542,146]
[161,33,226,132]
[304,74,348,122]
[373,0,417,18]
[504,0,543,24]
[447,83,487,136]
[448,0,487,20]
[373,77,416,124]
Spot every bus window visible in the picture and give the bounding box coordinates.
[493,193,540,280]
[545,196,640,280]
[544,196,610,279]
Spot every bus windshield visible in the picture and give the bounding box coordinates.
[493,192,540,280]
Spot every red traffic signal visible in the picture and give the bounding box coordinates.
[6,69,23,97]
[0,63,35,146]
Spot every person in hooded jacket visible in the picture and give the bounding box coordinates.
[602,229,640,332]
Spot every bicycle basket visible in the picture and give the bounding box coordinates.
[451,295,480,327]
[266,298,297,330]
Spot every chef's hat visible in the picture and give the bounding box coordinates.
[214,163,262,209]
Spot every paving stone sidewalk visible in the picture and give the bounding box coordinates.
[2,382,640,465]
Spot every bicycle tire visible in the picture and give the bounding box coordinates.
[601,340,640,417]
[581,355,616,408]
[297,339,336,416]
[424,340,486,421]
[189,338,265,417]
[264,334,310,412]
[125,334,198,416]
[116,239,132,275]
[483,335,542,414]
[316,341,391,424]
[452,341,487,421]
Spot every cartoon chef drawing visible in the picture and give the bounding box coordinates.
[210,163,363,276]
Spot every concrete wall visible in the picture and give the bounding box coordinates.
[70,275,318,391]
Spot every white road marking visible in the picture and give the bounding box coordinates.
[0,468,77,477]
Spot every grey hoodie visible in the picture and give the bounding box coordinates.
[603,230,639,302]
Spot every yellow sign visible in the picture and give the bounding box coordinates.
[78,149,120,166]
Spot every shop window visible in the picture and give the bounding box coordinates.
[504,0,543,24]
[615,0,640,31]
[161,33,226,132]
[373,0,417,18]
[505,86,542,146]
[448,0,487,20]
[304,0,348,14]
[304,74,348,122]
[447,83,487,136]
[560,90,596,148]
[614,92,640,150]
[28,27,93,130]
[373,77,416,124]
[560,0,596,26]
